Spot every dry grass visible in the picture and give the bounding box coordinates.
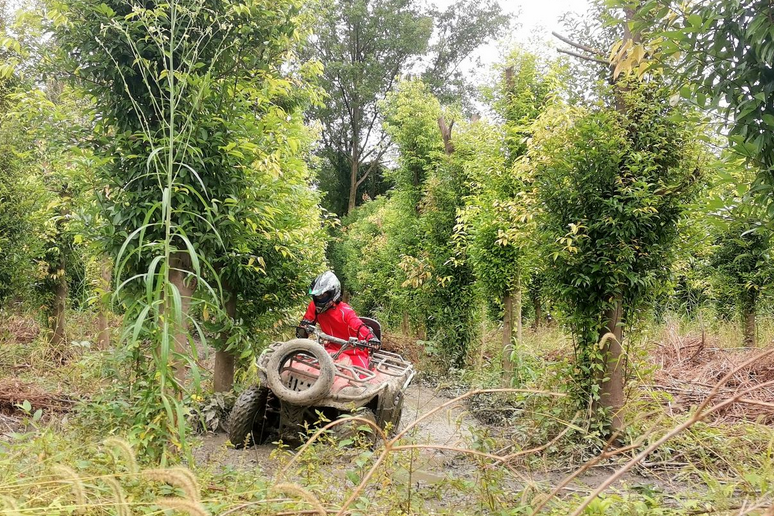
[0,378,76,415]
[646,322,774,423]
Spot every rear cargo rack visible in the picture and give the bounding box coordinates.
[370,350,413,377]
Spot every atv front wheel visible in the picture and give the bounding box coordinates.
[228,385,271,448]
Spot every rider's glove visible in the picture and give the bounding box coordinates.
[296,320,313,339]
[366,337,381,351]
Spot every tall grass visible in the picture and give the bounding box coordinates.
[100,0,231,459]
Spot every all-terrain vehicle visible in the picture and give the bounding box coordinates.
[228,318,414,447]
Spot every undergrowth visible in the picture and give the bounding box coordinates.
[3,311,774,514]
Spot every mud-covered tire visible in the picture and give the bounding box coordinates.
[266,339,336,405]
[390,392,405,435]
[228,385,268,449]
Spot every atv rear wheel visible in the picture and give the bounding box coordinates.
[389,391,405,435]
[266,339,335,405]
[228,385,271,448]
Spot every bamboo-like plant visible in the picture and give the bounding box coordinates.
[55,0,322,457]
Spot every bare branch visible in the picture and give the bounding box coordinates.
[359,133,389,163]
[355,146,388,188]
[552,31,606,57]
[564,349,774,516]
[557,48,610,66]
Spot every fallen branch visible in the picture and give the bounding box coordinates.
[563,349,774,516]
[273,388,567,516]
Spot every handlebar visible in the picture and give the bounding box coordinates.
[300,324,380,351]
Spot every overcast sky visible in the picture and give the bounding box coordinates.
[431,0,592,69]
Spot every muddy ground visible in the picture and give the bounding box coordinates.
[192,381,696,511]
[192,381,479,476]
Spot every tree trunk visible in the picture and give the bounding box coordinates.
[214,283,237,392]
[97,259,112,349]
[168,252,197,383]
[601,295,625,433]
[502,292,513,385]
[597,6,637,435]
[51,253,67,349]
[477,314,487,373]
[516,285,522,347]
[348,156,358,214]
[401,311,410,335]
[348,105,360,214]
[533,295,542,330]
[438,117,455,155]
[743,309,756,347]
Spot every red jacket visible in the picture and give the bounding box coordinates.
[302,301,374,365]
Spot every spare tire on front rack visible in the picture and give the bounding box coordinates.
[265,339,336,405]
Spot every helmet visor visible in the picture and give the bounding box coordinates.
[313,292,333,306]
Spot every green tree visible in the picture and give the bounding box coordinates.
[704,160,773,345]
[710,214,771,346]
[332,79,477,365]
[421,0,511,105]
[0,12,38,305]
[309,0,431,215]
[0,89,44,306]
[458,49,559,384]
[1,11,91,349]
[4,85,92,350]
[309,0,510,215]
[528,78,701,431]
[55,0,324,455]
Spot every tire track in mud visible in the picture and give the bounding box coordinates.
[193,382,481,482]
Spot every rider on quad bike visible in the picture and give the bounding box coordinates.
[297,271,381,370]
[227,271,413,449]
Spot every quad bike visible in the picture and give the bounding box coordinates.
[228,318,414,448]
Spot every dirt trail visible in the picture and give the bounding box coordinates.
[192,381,690,510]
[192,381,478,478]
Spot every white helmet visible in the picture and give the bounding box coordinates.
[309,271,341,314]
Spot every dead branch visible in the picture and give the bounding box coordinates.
[551,32,606,57]
[273,388,566,516]
[564,349,774,516]
[502,412,579,463]
[557,48,609,66]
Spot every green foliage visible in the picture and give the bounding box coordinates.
[0,20,45,305]
[330,79,440,323]
[416,151,476,365]
[456,120,529,304]
[308,0,511,215]
[331,79,477,364]
[529,77,701,400]
[307,0,432,214]
[56,0,323,299]
[54,0,325,457]
[0,97,44,304]
[653,0,774,203]
[316,149,392,216]
[421,0,511,106]
[710,216,772,322]
[382,80,445,197]
[459,50,559,309]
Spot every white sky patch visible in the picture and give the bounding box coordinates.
[429,0,591,71]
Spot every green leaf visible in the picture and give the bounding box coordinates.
[345,470,360,484]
